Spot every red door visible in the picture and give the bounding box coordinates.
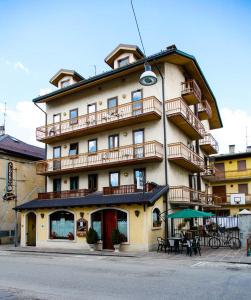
[103,210,117,250]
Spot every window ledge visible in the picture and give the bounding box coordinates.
[47,239,77,243]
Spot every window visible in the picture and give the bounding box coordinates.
[70,176,79,190]
[238,184,248,194]
[53,146,61,170]
[88,174,98,192]
[133,129,144,158]
[108,135,119,149]
[107,97,118,109]
[53,178,61,192]
[117,210,128,242]
[70,109,78,125]
[91,211,102,240]
[152,208,161,228]
[109,172,120,187]
[50,114,61,136]
[237,160,246,171]
[134,169,145,190]
[61,79,70,88]
[87,103,97,114]
[118,56,129,68]
[49,211,74,240]
[132,90,143,115]
[53,113,61,124]
[88,139,97,153]
[69,143,78,156]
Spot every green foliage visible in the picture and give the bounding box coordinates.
[111,228,122,245]
[86,227,98,244]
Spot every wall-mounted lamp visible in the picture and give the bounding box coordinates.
[123,171,129,177]
[63,145,67,149]
[80,212,84,218]
[63,112,67,116]
[135,210,140,218]
[99,101,102,105]
[40,213,45,219]
[123,132,128,137]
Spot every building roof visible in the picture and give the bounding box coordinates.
[32,45,223,129]
[0,134,45,160]
[15,185,169,211]
[50,69,84,87]
[211,151,251,161]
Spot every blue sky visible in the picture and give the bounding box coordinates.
[0,0,251,151]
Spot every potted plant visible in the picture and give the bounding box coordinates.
[111,228,122,252]
[86,227,98,251]
[67,232,74,240]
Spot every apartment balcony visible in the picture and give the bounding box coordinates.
[166,98,205,140]
[209,194,251,206]
[103,183,155,195]
[201,166,216,182]
[181,79,202,105]
[36,141,163,176]
[36,96,162,143]
[37,189,91,199]
[199,133,219,155]
[168,142,205,172]
[211,168,251,182]
[198,100,212,120]
[169,186,205,205]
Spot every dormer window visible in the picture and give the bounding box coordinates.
[61,79,70,88]
[118,56,129,68]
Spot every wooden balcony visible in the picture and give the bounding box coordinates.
[166,98,205,140]
[36,141,163,176]
[211,168,251,182]
[169,186,205,205]
[103,183,155,195]
[38,189,91,199]
[209,194,251,206]
[36,96,162,143]
[198,100,212,120]
[201,166,216,182]
[199,133,218,155]
[168,142,205,172]
[181,79,202,105]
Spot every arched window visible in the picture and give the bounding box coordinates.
[152,208,161,228]
[50,211,74,240]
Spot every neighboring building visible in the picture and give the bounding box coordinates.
[0,134,45,244]
[17,43,222,251]
[207,145,251,216]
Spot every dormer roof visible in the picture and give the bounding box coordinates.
[50,69,84,87]
[105,44,144,68]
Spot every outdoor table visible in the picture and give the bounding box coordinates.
[168,237,182,254]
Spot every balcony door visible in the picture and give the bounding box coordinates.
[132,90,143,115]
[133,129,144,158]
[212,185,226,203]
[87,103,97,125]
[53,146,61,170]
[50,113,61,136]
[88,174,98,192]
[215,163,225,178]
[107,97,118,118]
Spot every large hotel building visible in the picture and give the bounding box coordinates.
[17,44,222,251]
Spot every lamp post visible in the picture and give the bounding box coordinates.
[14,167,18,247]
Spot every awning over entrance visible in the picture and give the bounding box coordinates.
[167,208,214,219]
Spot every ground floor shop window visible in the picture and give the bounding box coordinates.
[50,211,74,240]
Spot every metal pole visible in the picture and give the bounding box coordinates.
[14,167,18,247]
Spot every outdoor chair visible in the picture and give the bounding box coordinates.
[193,236,201,256]
[186,240,193,256]
[157,237,164,252]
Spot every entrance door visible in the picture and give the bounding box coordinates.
[103,210,117,249]
[26,212,36,246]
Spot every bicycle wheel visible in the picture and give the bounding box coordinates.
[229,237,241,249]
[209,237,221,249]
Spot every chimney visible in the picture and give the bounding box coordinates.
[166,44,177,51]
[246,146,251,152]
[229,145,235,154]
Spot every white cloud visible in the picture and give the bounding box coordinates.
[39,88,52,96]
[213,107,251,154]
[14,61,29,74]
[0,101,45,147]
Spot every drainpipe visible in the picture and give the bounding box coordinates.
[155,63,169,240]
[34,102,47,192]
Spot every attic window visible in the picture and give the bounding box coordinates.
[118,56,129,68]
[61,79,70,88]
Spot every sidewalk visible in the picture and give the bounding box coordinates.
[0,244,250,264]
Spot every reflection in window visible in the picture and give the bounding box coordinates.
[91,211,102,240]
[152,208,161,228]
[50,211,74,239]
[117,210,128,242]
[69,143,78,156]
[88,139,97,153]
[70,109,78,125]
[134,169,145,190]
[132,90,143,115]
[118,57,129,68]
[109,135,119,149]
[110,172,119,187]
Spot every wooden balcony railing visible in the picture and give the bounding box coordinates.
[208,194,251,205]
[199,133,218,154]
[36,96,162,143]
[205,194,223,206]
[169,186,205,204]
[198,100,212,120]
[166,98,205,140]
[181,79,202,105]
[212,168,251,182]
[36,141,163,175]
[38,189,91,199]
[168,142,205,172]
[103,183,155,195]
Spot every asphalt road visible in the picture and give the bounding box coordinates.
[0,251,250,300]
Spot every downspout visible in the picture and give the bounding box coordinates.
[34,102,47,192]
[155,63,169,240]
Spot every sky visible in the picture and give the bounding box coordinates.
[0,0,251,153]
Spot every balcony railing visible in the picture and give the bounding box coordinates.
[211,168,251,182]
[201,165,216,181]
[103,183,155,195]
[168,142,205,172]
[209,194,251,205]
[36,141,163,175]
[169,186,205,204]
[38,189,91,199]
[36,96,162,143]
[181,79,202,105]
[198,100,212,120]
[166,98,205,140]
[199,133,218,155]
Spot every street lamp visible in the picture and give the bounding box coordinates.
[139,62,157,86]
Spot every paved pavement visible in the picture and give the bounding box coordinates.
[0,251,250,299]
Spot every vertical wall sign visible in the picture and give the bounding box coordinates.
[6,161,14,193]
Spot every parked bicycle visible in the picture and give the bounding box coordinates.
[209,230,241,249]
